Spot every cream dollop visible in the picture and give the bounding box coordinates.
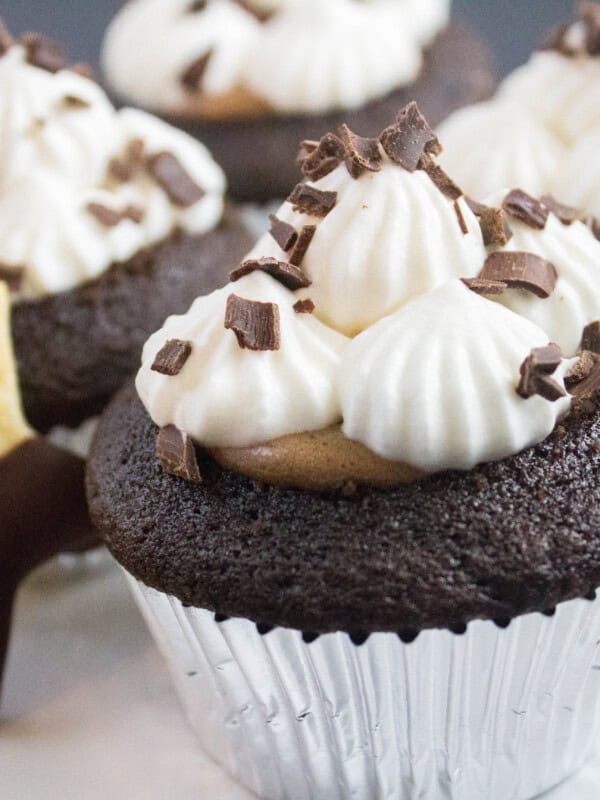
[136,272,349,448]
[102,0,451,116]
[340,280,573,472]
[0,46,225,299]
[245,158,486,336]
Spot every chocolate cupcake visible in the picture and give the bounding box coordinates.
[88,105,600,800]
[0,22,253,432]
[101,0,495,201]
[438,2,600,207]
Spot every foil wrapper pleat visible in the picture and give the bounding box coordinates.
[127,575,600,800]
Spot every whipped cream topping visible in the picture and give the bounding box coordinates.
[0,44,225,299]
[102,0,451,116]
[340,280,573,471]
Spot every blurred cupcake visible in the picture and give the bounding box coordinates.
[438,2,600,207]
[101,0,495,200]
[0,21,253,432]
[88,103,600,799]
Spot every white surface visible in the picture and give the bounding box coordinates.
[0,556,598,800]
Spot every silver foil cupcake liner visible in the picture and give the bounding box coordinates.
[126,575,600,800]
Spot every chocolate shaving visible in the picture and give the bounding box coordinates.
[479,206,513,247]
[517,344,567,402]
[293,299,315,314]
[480,252,558,299]
[0,264,24,292]
[579,2,600,55]
[287,183,337,218]
[565,350,599,389]
[454,201,468,235]
[418,155,463,200]
[0,19,14,55]
[188,0,208,10]
[87,202,144,227]
[379,101,442,172]
[540,194,581,226]
[542,23,575,55]
[156,425,202,482]
[461,277,507,296]
[147,152,205,207]
[225,294,280,351]
[502,189,549,230]
[268,214,298,252]
[464,196,488,217]
[289,225,317,267]
[181,51,212,92]
[297,140,319,163]
[583,214,600,242]
[21,33,67,73]
[63,94,90,109]
[582,320,600,353]
[338,124,382,179]
[300,133,345,181]
[229,257,311,291]
[231,0,275,22]
[151,339,193,376]
[108,139,146,183]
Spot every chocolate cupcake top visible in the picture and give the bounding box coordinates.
[0,21,226,300]
[102,0,451,118]
[439,2,600,205]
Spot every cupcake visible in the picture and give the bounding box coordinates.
[0,21,253,432]
[87,104,600,800]
[438,2,600,207]
[101,0,495,201]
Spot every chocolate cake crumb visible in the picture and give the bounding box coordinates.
[0,264,24,292]
[480,252,558,298]
[379,101,441,172]
[156,425,202,482]
[151,339,193,376]
[230,257,311,291]
[268,215,298,252]
[502,189,549,230]
[300,133,345,181]
[418,155,463,200]
[225,294,281,351]
[293,299,315,314]
[540,195,580,226]
[454,201,468,234]
[181,51,212,92]
[517,344,566,402]
[479,206,513,246]
[147,152,205,207]
[21,33,67,73]
[582,321,600,353]
[461,277,507,296]
[288,184,337,218]
[289,225,317,267]
[338,124,382,179]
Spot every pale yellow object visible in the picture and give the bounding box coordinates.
[0,282,32,459]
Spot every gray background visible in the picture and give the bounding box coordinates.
[0,1,577,77]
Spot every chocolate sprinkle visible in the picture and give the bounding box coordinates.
[87,202,145,227]
[379,101,442,172]
[582,320,600,354]
[480,252,558,299]
[0,265,24,292]
[478,206,513,247]
[229,257,311,291]
[21,33,67,73]
[287,183,337,218]
[461,277,507,296]
[517,344,566,402]
[147,152,205,207]
[181,51,212,92]
[502,189,549,230]
[225,294,281,351]
[151,339,193,376]
[300,133,345,182]
[418,155,463,200]
[156,425,202,483]
[289,225,317,267]
[268,214,298,252]
[338,124,382,179]
[454,201,468,234]
[293,299,315,314]
[540,194,581,226]
[0,19,14,55]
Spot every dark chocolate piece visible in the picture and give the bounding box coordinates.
[232,0,276,22]
[517,344,566,402]
[188,0,208,10]
[289,225,317,267]
[0,19,14,55]
[181,51,212,92]
[108,139,146,184]
[287,184,337,218]
[502,190,549,230]
[454,201,468,234]
[86,202,145,227]
[63,94,91,109]
[580,2,600,54]
[582,321,600,354]
[478,207,513,247]
[156,425,202,482]
[584,215,600,242]
[300,132,345,182]
[293,299,315,314]
[461,277,507,296]
[379,101,442,172]
[480,252,558,299]
[147,152,205,207]
[230,257,311,291]
[0,265,24,292]
[268,215,298,252]
[540,195,580,226]
[464,196,488,217]
[151,339,193,376]
[21,33,67,73]
[338,124,382,179]
[418,155,462,200]
[225,294,281,351]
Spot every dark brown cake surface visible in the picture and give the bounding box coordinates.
[161,24,496,201]
[87,387,600,635]
[11,207,252,431]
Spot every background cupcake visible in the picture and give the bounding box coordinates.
[88,105,600,800]
[101,0,496,200]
